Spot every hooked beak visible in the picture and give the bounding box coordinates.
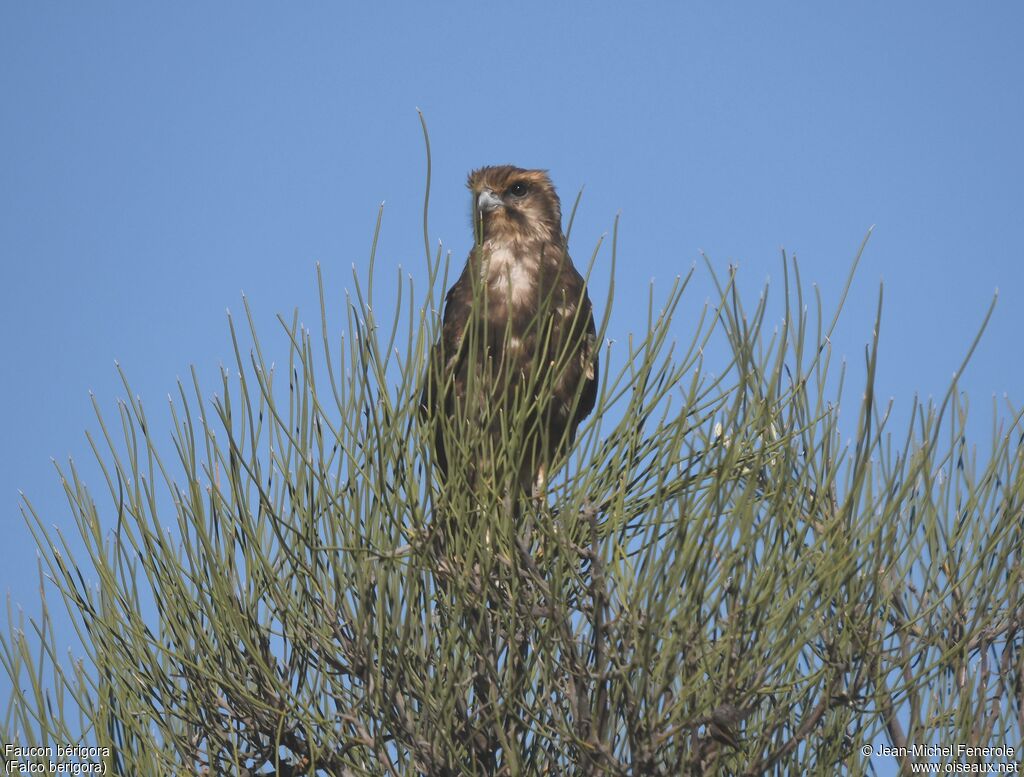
[477,189,503,212]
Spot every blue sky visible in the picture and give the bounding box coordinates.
[2,2,1021,766]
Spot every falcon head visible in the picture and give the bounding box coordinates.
[467,165,563,244]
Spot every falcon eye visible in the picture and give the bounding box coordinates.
[507,182,530,198]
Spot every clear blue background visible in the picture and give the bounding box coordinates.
[2,3,1021,767]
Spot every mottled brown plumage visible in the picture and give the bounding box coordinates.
[422,165,598,497]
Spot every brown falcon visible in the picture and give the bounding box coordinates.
[422,165,599,499]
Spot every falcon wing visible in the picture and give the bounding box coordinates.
[420,264,474,476]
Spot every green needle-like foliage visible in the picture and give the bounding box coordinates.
[3,160,1022,776]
